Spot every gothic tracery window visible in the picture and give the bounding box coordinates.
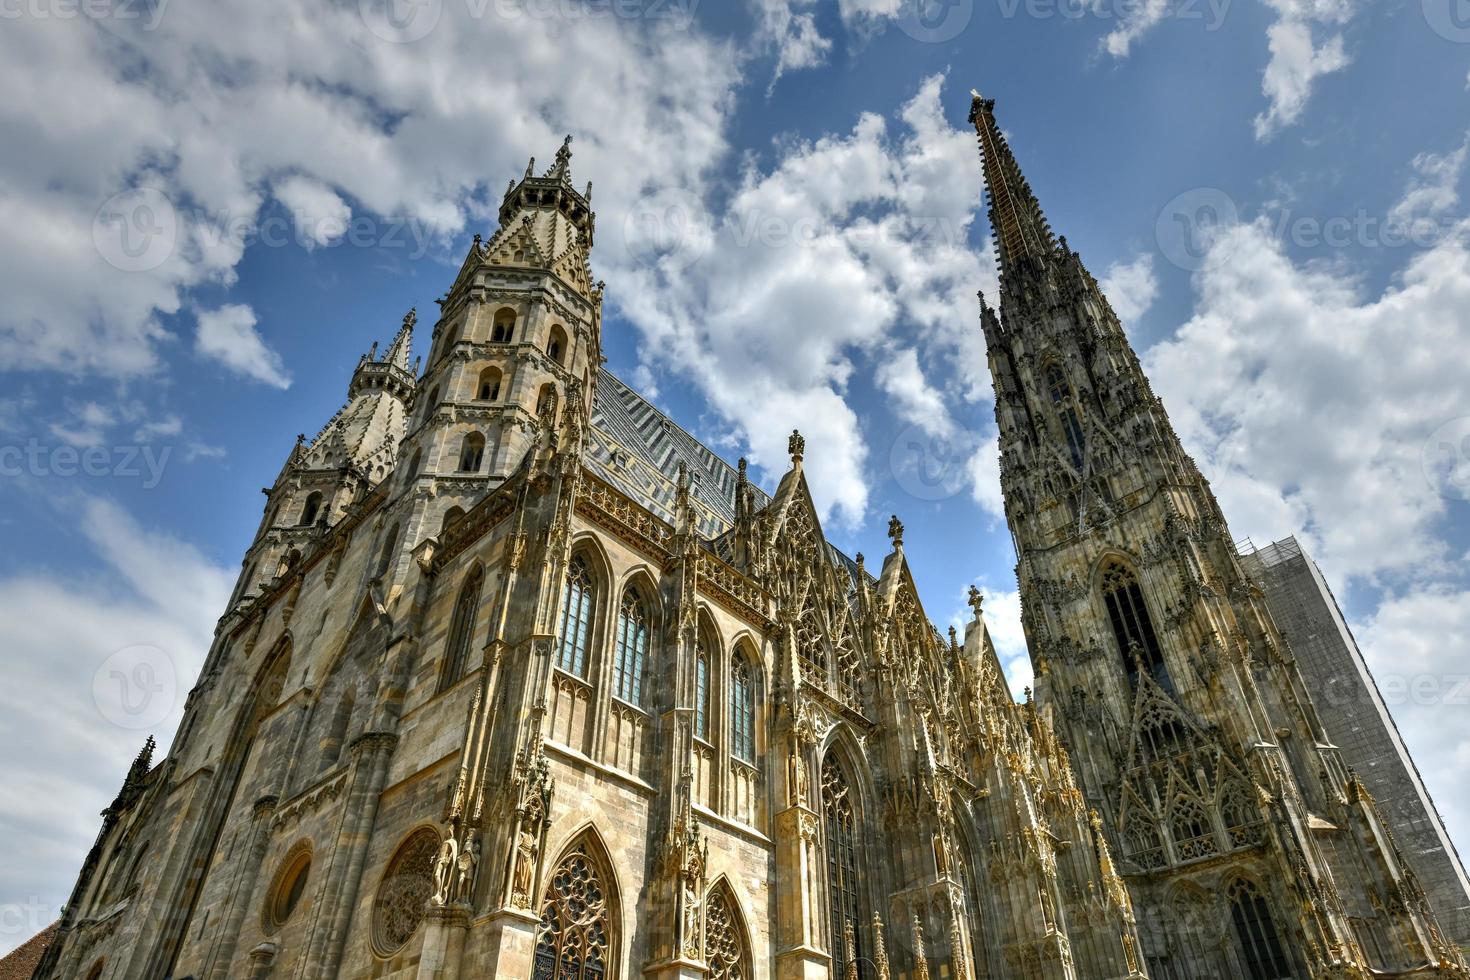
[730,655,755,762]
[440,565,483,690]
[705,884,751,980]
[821,755,865,978]
[458,432,486,473]
[533,840,614,980]
[557,556,595,678]
[1168,796,1218,861]
[373,829,439,955]
[694,643,711,740]
[1101,559,1172,693]
[1228,878,1293,980]
[613,588,649,706]
[478,366,502,401]
[1045,363,1086,470]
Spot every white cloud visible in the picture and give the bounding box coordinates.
[49,402,115,448]
[1146,213,1470,585]
[0,0,741,387]
[1099,252,1159,323]
[968,429,1005,522]
[195,304,292,389]
[751,0,832,91]
[612,74,988,528]
[875,347,957,439]
[273,175,352,249]
[1389,133,1469,233]
[1353,589,1470,867]
[979,585,1033,698]
[1097,0,1172,58]
[1252,0,1353,140]
[0,497,232,955]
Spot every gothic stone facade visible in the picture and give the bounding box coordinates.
[35,101,1466,980]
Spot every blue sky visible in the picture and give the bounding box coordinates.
[3,0,1470,955]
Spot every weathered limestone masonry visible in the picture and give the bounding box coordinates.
[969,91,1468,980]
[33,95,1464,980]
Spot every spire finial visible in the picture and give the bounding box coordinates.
[888,514,904,548]
[968,584,984,620]
[548,134,573,180]
[970,91,1055,275]
[788,428,805,463]
[384,308,415,371]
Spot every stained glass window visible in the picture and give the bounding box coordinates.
[705,885,750,980]
[372,829,439,955]
[822,756,864,979]
[533,841,613,980]
[557,556,594,677]
[613,589,649,706]
[730,657,755,762]
[1101,560,1172,693]
[695,646,710,739]
[1229,879,1293,980]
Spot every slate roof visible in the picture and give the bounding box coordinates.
[587,369,769,538]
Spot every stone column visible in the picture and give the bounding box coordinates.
[204,794,279,979]
[775,798,830,980]
[416,904,471,980]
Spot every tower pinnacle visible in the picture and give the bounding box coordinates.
[968,92,1055,275]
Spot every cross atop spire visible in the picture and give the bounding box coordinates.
[969,91,1055,275]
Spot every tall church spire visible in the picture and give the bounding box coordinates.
[969,92,1055,275]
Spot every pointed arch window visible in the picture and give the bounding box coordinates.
[1168,796,1218,861]
[440,566,483,690]
[458,432,486,473]
[557,556,595,678]
[548,324,568,365]
[1101,560,1172,693]
[533,840,614,980]
[613,588,650,706]
[821,756,864,978]
[491,308,516,344]
[1044,363,1085,470]
[477,366,503,401]
[1228,879,1293,980]
[694,642,711,740]
[730,655,755,762]
[705,884,751,980]
[300,491,324,526]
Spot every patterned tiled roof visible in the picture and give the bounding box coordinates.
[588,369,769,538]
[0,922,57,980]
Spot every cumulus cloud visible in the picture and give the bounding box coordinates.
[0,497,232,954]
[612,74,989,527]
[0,0,741,388]
[1099,252,1159,324]
[272,175,352,249]
[1389,133,1469,233]
[195,304,292,389]
[1253,0,1353,140]
[968,429,1005,522]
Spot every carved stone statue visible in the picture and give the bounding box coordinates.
[788,745,809,807]
[431,835,458,907]
[511,827,537,908]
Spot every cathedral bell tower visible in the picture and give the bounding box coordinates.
[395,135,604,545]
[229,313,416,610]
[970,92,1468,979]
